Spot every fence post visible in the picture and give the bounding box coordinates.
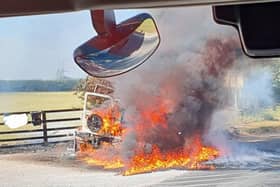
[42,111,48,145]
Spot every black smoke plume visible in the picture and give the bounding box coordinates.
[116,37,240,158]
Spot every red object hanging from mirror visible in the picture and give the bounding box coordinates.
[74,10,160,77]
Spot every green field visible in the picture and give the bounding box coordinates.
[1,92,280,140]
[0,92,83,113]
[0,92,83,140]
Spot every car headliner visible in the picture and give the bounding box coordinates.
[0,0,278,17]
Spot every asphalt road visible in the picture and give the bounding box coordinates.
[1,156,279,187]
[0,139,280,187]
[154,170,280,187]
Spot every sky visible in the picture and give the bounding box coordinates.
[0,9,142,80]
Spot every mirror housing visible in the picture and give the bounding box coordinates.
[74,10,160,77]
[213,2,280,58]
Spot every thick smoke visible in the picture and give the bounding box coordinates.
[112,7,241,159]
[110,7,278,167]
[118,38,239,157]
[206,62,277,168]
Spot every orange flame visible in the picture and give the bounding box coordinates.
[78,135,218,175]
[123,135,218,175]
[91,105,123,136]
[78,96,220,175]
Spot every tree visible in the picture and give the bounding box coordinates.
[272,62,280,103]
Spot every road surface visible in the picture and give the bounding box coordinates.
[0,139,280,187]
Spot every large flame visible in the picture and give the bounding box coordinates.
[78,98,219,175]
[78,136,219,175]
[123,135,218,175]
[76,38,239,175]
[91,105,123,136]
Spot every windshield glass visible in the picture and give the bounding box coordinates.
[0,6,279,187]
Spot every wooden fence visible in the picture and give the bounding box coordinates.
[0,108,82,149]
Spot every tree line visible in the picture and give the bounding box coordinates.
[0,80,80,92]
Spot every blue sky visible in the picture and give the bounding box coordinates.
[0,10,142,80]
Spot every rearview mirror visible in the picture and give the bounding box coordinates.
[74,10,160,77]
[213,2,280,58]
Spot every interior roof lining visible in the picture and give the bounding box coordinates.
[0,0,279,17]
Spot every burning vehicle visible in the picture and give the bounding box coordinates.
[74,86,124,151]
[74,38,236,175]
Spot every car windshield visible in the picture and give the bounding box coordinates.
[0,6,279,187]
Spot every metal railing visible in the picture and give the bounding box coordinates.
[0,108,82,149]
